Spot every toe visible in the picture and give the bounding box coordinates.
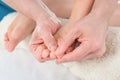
[42,49,50,59]
[5,39,19,52]
[4,32,19,52]
[50,52,56,59]
[33,44,46,62]
[29,44,39,53]
[29,31,43,53]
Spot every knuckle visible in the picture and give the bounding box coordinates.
[96,47,106,58]
[71,30,80,39]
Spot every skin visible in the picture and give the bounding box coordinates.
[31,0,94,62]
[3,0,73,52]
[109,4,120,26]
[55,0,118,63]
[3,0,94,62]
[42,0,73,18]
[3,0,61,52]
[3,0,120,63]
[4,13,35,52]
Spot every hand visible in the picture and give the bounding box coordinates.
[55,15,108,63]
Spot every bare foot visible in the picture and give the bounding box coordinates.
[4,13,36,52]
[29,15,61,62]
[31,20,75,62]
[30,0,94,62]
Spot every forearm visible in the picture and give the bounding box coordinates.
[70,0,94,22]
[2,0,55,21]
[89,0,117,21]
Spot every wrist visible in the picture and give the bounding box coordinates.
[86,12,109,31]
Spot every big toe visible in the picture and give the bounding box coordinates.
[5,38,19,52]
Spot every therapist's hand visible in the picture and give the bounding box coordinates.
[55,14,108,63]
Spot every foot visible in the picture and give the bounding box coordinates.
[4,13,35,52]
[32,20,76,62]
[29,14,61,62]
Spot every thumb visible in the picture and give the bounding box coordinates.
[41,31,57,52]
[56,42,90,63]
[55,30,79,58]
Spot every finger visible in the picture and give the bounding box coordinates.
[56,42,91,64]
[55,30,79,58]
[66,41,80,53]
[41,31,57,52]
